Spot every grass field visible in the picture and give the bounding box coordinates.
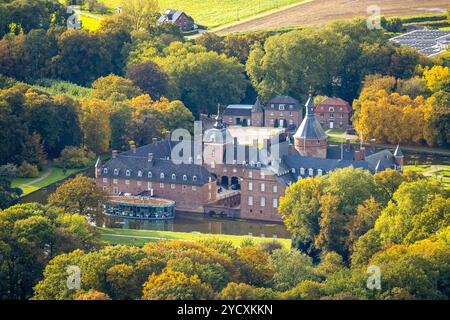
[98,227,291,247]
[11,167,86,196]
[97,0,305,28]
[403,164,450,189]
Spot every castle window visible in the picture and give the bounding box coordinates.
[271,104,274,108]
[114,169,119,175]
[138,170,143,177]
[148,171,152,178]
[183,175,187,181]
[248,196,253,206]
[160,183,164,188]
[260,183,265,192]
[103,178,107,183]
[113,179,118,184]
[329,113,334,119]
[182,185,187,190]
[192,186,197,191]
[248,170,253,178]
[193,176,197,182]
[126,170,131,176]
[172,173,176,180]
[248,182,253,191]
[273,185,278,193]
[329,107,335,112]
[103,168,108,174]
[308,168,314,176]
[318,169,323,176]
[171,184,176,189]
[300,168,305,175]
[273,198,278,208]
[137,181,142,187]
[260,197,266,207]
[160,172,165,179]
[260,170,265,179]
[125,180,130,185]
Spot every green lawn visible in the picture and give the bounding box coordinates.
[404,164,450,189]
[98,227,291,247]
[97,0,305,28]
[11,167,87,196]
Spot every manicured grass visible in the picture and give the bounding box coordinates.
[11,167,87,196]
[98,227,291,247]
[98,0,305,28]
[404,164,450,189]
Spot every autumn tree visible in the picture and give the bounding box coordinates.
[142,268,215,300]
[91,74,142,101]
[47,175,107,216]
[80,98,111,154]
[121,0,159,31]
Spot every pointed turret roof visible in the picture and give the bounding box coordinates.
[213,105,224,129]
[375,159,384,172]
[293,94,328,140]
[394,144,403,157]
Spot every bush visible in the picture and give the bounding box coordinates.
[18,161,39,178]
[54,146,96,169]
[257,240,283,254]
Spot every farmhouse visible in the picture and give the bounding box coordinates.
[96,94,403,222]
[157,9,195,31]
[316,97,353,130]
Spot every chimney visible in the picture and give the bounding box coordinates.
[112,150,118,159]
[360,146,366,161]
[130,144,136,154]
[148,153,153,162]
[233,137,238,146]
[354,150,361,161]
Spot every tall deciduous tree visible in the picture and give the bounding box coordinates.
[47,175,107,215]
[80,99,111,154]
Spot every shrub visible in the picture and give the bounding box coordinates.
[18,161,39,178]
[54,146,95,169]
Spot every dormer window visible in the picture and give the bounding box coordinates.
[138,170,143,177]
[279,104,285,110]
[300,168,305,175]
[308,168,314,176]
[160,172,165,179]
[193,176,197,182]
[172,173,176,180]
[329,107,335,112]
[103,168,108,174]
[148,171,152,178]
[126,170,131,176]
[318,169,323,176]
[114,169,119,175]
[183,175,187,181]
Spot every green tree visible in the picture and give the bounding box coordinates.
[269,248,317,291]
[125,61,169,99]
[91,74,142,101]
[142,268,215,300]
[47,175,107,215]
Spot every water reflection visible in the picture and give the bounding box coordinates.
[97,212,291,238]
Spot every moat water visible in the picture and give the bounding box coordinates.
[18,149,449,238]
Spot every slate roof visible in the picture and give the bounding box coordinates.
[283,150,369,179]
[394,144,404,157]
[223,104,253,117]
[293,95,328,140]
[268,95,300,106]
[100,155,215,186]
[365,149,397,172]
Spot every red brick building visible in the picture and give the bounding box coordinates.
[316,97,353,130]
[96,95,402,222]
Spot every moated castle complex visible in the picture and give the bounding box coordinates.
[96,95,404,222]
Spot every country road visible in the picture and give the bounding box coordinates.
[215,0,449,34]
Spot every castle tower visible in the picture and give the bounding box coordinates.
[203,106,233,167]
[393,144,404,170]
[293,93,328,158]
